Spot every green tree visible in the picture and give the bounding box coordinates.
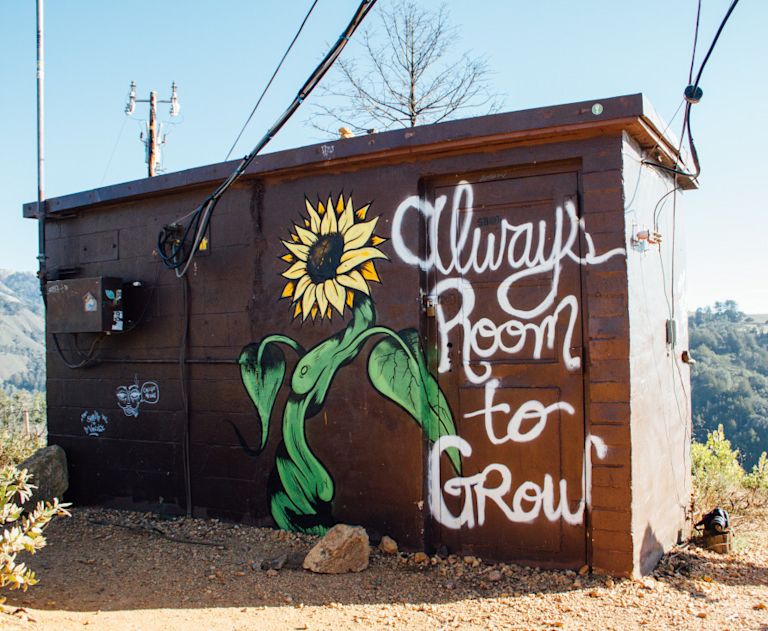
[689,301,768,467]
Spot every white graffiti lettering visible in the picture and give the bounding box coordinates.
[464,379,575,444]
[392,181,621,533]
[81,410,108,437]
[428,434,608,529]
[392,182,624,382]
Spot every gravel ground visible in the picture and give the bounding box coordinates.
[1,507,767,630]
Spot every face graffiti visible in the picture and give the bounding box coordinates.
[392,180,626,531]
[116,379,160,417]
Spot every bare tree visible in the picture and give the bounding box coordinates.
[309,0,502,134]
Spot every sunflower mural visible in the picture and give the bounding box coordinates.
[234,193,460,535]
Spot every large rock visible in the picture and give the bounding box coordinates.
[19,445,68,508]
[303,524,370,574]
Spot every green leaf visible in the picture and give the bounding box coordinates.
[368,328,461,474]
[239,335,303,451]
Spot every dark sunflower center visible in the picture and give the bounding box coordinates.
[307,233,344,283]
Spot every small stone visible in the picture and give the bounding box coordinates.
[605,578,615,588]
[20,446,68,509]
[754,603,767,610]
[303,524,370,574]
[463,556,477,565]
[263,553,288,571]
[488,570,502,582]
[379,536,398,555]
[696,612,707,619]
[266,569,278,577]
[284,551,307,570]
[578,564,589,576]
[413,552,428,564]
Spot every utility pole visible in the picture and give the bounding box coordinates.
[125,81,180,177]
[36,0,46,293]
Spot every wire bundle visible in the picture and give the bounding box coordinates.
[157,0,378,278]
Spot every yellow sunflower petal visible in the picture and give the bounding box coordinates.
[336,270,370,295]
[290,233,299,242]
[327,307,332,319]
[361,260,381,282]
[324,279,346,315]
[371,235,386,246]
[302,284,317,321]
[320,202,338,235]
[311,304,319,320]
[305,198,321,232]
[295,225,318,246]
[355,204,370,220]
[344,216,379,250]
[304,219,310,228]
[293,302,302,318]
[337,247,388,275]
[317,200,325,215]
[336,195,345,213]
[293,274,312,303]
[282,261,308,280]
[338,202,354,234]
[346,290,354,308]
[281,282,294,299]
[315,282,328,317]
[280,253,294,263]
[282,240,309,261]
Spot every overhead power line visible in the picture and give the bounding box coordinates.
[158,0,378,278]
[225,0,320,162]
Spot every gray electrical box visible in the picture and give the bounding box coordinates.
[46,277,124,333]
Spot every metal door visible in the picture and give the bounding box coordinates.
[424,169,588,567]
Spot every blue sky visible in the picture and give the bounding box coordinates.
[2,0,766,312]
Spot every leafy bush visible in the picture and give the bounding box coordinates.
[0,465,70,598]
[693,424,768,512]
[0,389,46,467]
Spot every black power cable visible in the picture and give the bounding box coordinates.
[158,0,378,278]
[680,0,741,178]
[224,0,320,162]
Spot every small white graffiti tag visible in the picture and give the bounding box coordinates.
[116,379,160,417]
[81,410,108,437]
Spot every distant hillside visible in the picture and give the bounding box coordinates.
[0,270,44,392]
[689,301,768,468]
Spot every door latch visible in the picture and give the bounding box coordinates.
[424,295,437,317]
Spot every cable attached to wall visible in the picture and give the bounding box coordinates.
[179,274,193,517]
[157,0,378,278]
[51,333,103,369]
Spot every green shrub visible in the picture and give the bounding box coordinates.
[692,424,768,512]
[0,465,70,599]
[0,389,46,467]
[0,432,45,469]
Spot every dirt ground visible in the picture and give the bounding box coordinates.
[1,507,767,630]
